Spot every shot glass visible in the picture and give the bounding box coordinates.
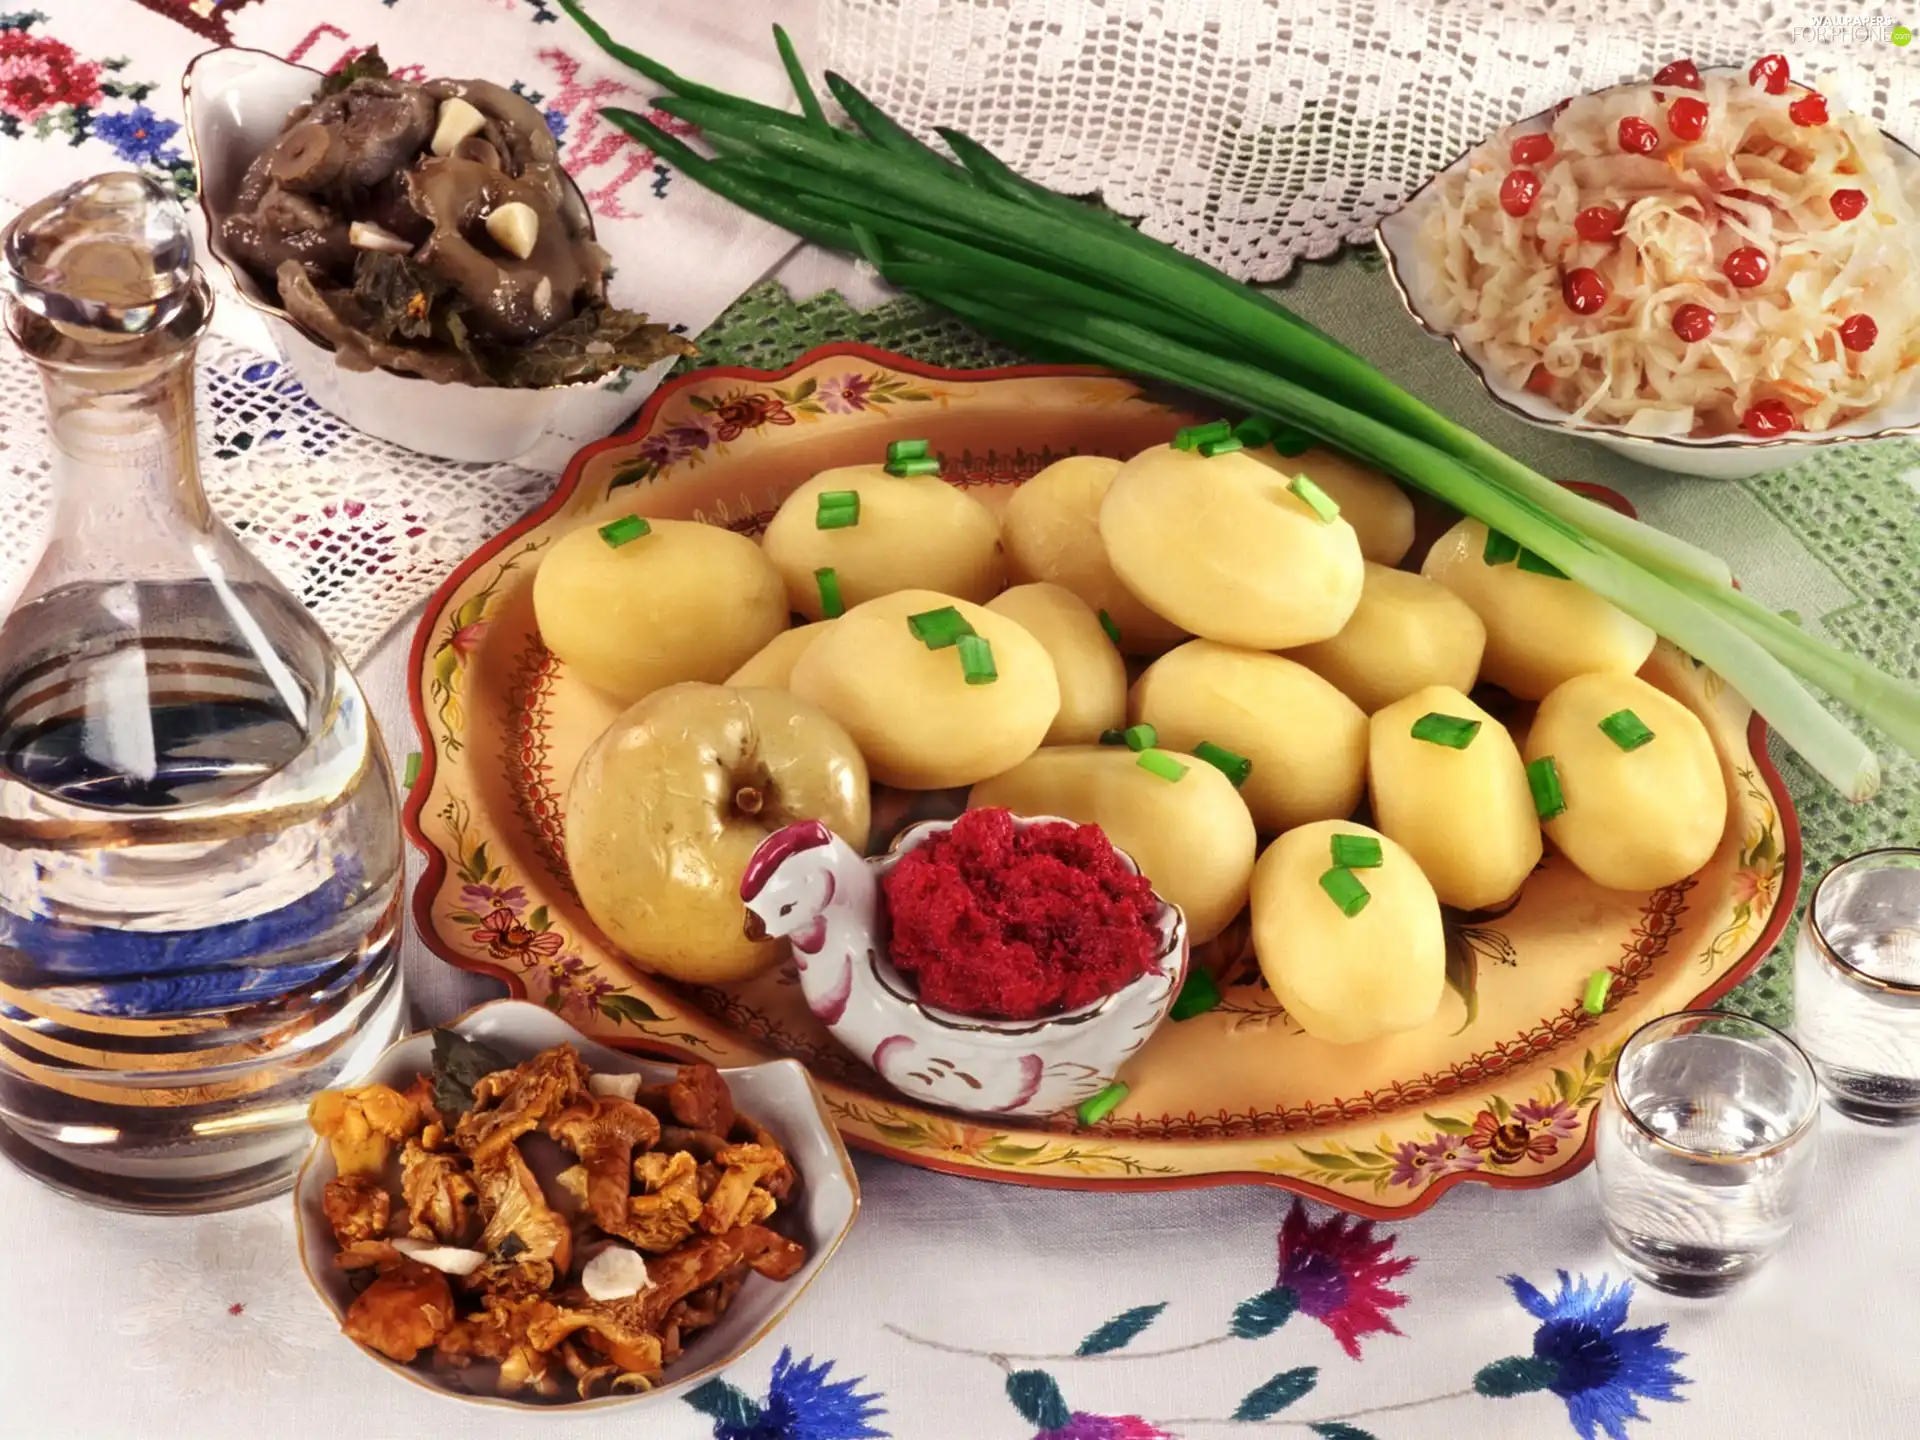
[1793,849,1920,1123]
[1595,1011,1819,1296]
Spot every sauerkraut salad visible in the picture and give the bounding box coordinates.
[1415,56,1920,438]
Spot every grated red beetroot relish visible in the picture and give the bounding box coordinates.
[882,807,1163,1020]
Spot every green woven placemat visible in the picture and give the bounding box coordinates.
[687,259,1920,1030]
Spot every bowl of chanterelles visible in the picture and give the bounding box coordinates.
[184,45,691,462]
[293,1000,858,1410]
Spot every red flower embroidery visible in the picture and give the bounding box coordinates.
[1274,1199,1415,1358]
[709,391,795,441]
[0,30,103,121]
[471,906,563,961]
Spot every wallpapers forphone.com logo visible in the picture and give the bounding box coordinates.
[1792,15,1912,45]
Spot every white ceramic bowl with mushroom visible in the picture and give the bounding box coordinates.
[1376,66,1920,480]
[739,814,1189,1119]
[183,47,674,463]
[292,999,859,1412]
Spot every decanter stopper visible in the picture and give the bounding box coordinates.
[1,171,199,336]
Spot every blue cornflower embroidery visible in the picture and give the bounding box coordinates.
[93,105,180,164]
[544,105,568,141]
[685,1348,887,1440]
[1475,1271,1689,1440]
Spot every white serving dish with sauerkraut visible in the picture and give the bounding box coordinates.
[1377,59,1920,478]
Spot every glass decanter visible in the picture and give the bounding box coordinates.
[0,174,404,1212]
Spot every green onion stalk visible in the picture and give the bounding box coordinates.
[559,0,1919,801]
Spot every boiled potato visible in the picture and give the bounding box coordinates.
[1247,446,1415,566]
[986,583,1126,745]
[1130,640,1366,834]
[762,464,1004,620]
[533,513,787,704]
[1369,684,1541,911]
[970,744,1256,943]
[790,589,1058,789]
[726,621,833,689]
[566,683,870,983]
[1101,444,1364,649]
[1421,518,1655,700]
[1001,455,1188,654]
[1251,820,1445,1043]
[1525,672,1727,891]
[1285,564,1487,713]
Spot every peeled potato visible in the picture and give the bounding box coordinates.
[1001,455,1188,654]
[986,583,1126,745]
[566,683,870,983]
[1526,672,1727,891]
[790,589,1058,789]
[1369,684,1542,911]
[533,513,787,704]
[1100,443,1364,649]
[1130,640,1366,834]
[1247,446,1415,566]
[1421,518,1655,700]
[1252,820,1445,1044]
[763,464,1005,620]
[970,744,1256,943]
[726,622,833,689]
[1286,564,1487,713]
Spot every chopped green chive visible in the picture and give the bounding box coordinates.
[1170,968,1222,1021]
[1077,1081,1129,1126]
[1122,723,1158,752]
[1194,740,1252,787]
[1098,728,1127,746]
[1583,968,1613,1015]
[1483,528,1521,565]
[1290,474,1341,524]
[1330,833,1383,869]
[885,455,942,478]
[1172,419,1234,451]
[1517,549,1569,579]
[906,605,974,649]
[1097,608,1123,647]
[1136,748,1188,782]
[814,566,844,618]
[1527,755,1567,819]
[402,751,422,788]
[1231,416,1276,449]
[815,490,860,529]
[1319,865,1372,917]
[1599,709,1656,751]
[956,632,998,685]
[598,513,651,548]
[1198,435,1244,458]
[1411,712,1482,749]
[885,438,929,464]
[1271,426,1314,456]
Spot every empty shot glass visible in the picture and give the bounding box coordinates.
[1793,849,1920,1123]
[1596,1011,1819,1295]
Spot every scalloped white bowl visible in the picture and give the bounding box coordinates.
[291,999,859,1413]
[1375,69,1920,480]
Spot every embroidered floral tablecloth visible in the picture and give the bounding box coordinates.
[2,4,1920,1439]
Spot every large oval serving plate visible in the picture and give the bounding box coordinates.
[406,342,1799,1215]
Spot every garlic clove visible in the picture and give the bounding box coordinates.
[582,1244,653,1301]
[430,96,488,157]
[349,221,413,255]
[588,1072,643,1100]
[391,1237,489,1276]
[484,201,540,260]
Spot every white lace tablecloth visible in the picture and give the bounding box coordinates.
[5,4,1920,1439]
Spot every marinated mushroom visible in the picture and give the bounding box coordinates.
[217,47,689,387]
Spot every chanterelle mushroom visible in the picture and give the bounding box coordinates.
[455,1043,592,1164]
[546,1095,661,1232]
[400,1138,479,1245]
[475,1143,572,1276]
[309,1082,422,1177]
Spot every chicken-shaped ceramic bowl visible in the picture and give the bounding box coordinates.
[740,813,1189,1119]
